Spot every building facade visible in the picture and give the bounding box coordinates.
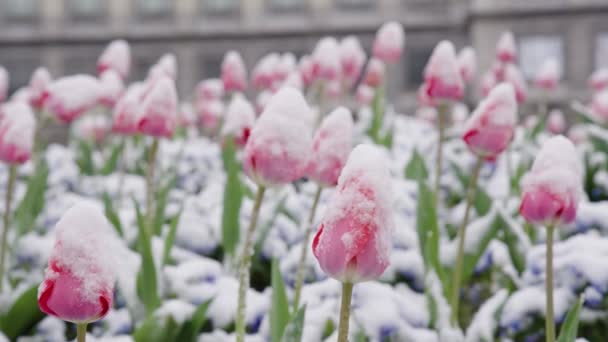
[0,0,606,111]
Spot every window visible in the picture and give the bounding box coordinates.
[268,0,305,12]
[69,0,104,19]
[203,0,239,14]
[405,47,433,89]
[595,33,608,69]
[202,56,223,78]
[335,0,373,10]
[519,35,564,80]
[4,0,38,20]
[138,0,171,17]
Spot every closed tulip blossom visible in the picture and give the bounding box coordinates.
[589,68,608,91]
[44,75,102,123]
[547,109,566,134]
[157,53,177,80]
[339,36,366,86]
[274,53,297,84]
[534,59,560,91]
[312,37,341,82]
[298,55,315,88]
[282,71,303,91]
[462,83,518,160]
[98,70,125,108]
[38,203,116,341]
[197,99,224,134]
[138,76,178,138]
[112,83,143,135]
[97,39,131,80]
[363,58,386,88]
[417,84,435,108]
[74,115,110,144]
[592,89,608,121]
[221,94,255,147]
[0,67,8,103]
[496,31,517,63]
[324,80,342,99]
[222,50,247,93]
[196,78,224,101]
[503,63,527,104]
[457,46,477,84]
[28,67,52,110]
[480,70,497,97]
[356,85,374,106]
[372,21,405,63]
[252,53,280,89]
[423,40,464,101]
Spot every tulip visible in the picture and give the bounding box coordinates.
[423,40,464,101]
[0,102,35,292]
[417,83,435,108]
[480,70,497,97]
[44,75,101,123]
[298,55,315,88]
[491,60,506,81]
[112,83,143,135]
[97,39,131,80]
[324,80,342,100]
[222,94,255,147]
[9,88,30,104]
[74,115,110,144]
[589,68,608,92]
[313,144,393,342]
[196,78,224,101]
[252,53,280,90]
[503,63,527,105]
[282,71,303,91]
[496,31,517,63]
[28,67,52,110]
[222,50,247,93]
[591,88,608,121]
[568,124,587,145]
[157,53,177,80]
[372,21,405,63]
[363,58,386,88]
[236,87,313,342]
[98,70,125,109]
[38,202,116,342]
[356,84,374,106]
[457,46,477,84]
[547,109,565,134]
[178,102,197,128]
[534,59,560,91]
[339,36,366,87]
[519,135,581,342]
[274,53,297,85]
[0,67,8,103]
[255,90,272,114]
[311,37,341,82]
[197,99,224,135]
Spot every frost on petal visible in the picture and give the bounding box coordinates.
[222,50,247,92]
[0,101,36,164]
[457,46,476,84]
[44,75,102,123]
[311,37,341,81]
[496,31,516,63]
[28,67,52,109]
[534,58,560,91]
[97,40,131,79]
[222,93,255,146]
[138,76,178,138]
[373,21,405,63]
[423,40,464,101]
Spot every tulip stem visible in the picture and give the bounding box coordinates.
[433,102,449,211]
[77,323,87,342]
[293,185,323,310]
[0,165,17,292]
[235,186,266,342]
[545,224,556,342]
[145,138,159,236]
[117,136,128,206]
[450,157,483,327]
[505,147,514,197]
[337,282,354,342]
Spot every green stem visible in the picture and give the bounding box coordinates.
[450,157,483,326]
[77,323,87,342]
[293,185,323,310]
[145,138,159,236]
[235,186,266,342]
[0,165,17,292]
[337,282,354,342]
[433,102,449,211]
[505,147,513,196]
[546,224,555,342]
[117,136,128,206]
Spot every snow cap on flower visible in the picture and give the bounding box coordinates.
[457,46,477,84]
[591,88,608,121]
[38,202,116,324]
[496,31,517,63]
[547,109,566,134]
[463,83,517,160]
[363,58,386,88]
[44,75,102,123]
[298,55,315,88]
[282,71,303,91]
[252,53,280,89]
[28,67,52,109]
[313,144,394,283]
[138,76,178,138]
[0,101,35,164]
[520,135,582,225]
[589,68,608,92]
[568,124,587,145]
[480,70,497,97]
[197,99,224,134]
[222,93,255,147]
[221,50,247,93]
[339,36,366,86]
[274,53,297,84]
[307,107,354,187]
[98,70,125,108]
[196,78,224,101]
[0,67,8,103]
[503,63,527,104]
[97,40,131,80]
[157,53,177,80]
[373,21,405,63]
[243,87,313,186]
[356,84,374,106]
[312,37,341,81]
[74,115,110,144]
[534,58,560,91]
[10,88,31,104]
[423,40,464,101]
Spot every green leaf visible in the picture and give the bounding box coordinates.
[474,188,492,217]
[162,210,182,266]
[460,211,502,285]
[405,149,428,181]
[280,305,306,342]
[270,259,290,342]
[75,139,95,175]
[379,126,393,149]
[153,175,177,236]
[134,316,181,342]
[221,137,244,257]
[134,199,160,315]
[367,87,385,143]
[416,180,445,285]
[99,140,125,175]
[102,192,123,237]
[571,101,601,125]
[499,216,527,274]
[14,159,48,236]
[529,115,546,139]
[0,285,45,340]
[557,296,584,342]
[175,300,212,342]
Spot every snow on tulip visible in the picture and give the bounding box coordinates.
[221,50,247,93]
[503,63,527,104]
[372,21,405,63]
[339,36,366,87]
[363,58,386,88]
[457,46,477,84]
[496,31,517,63]
[252,53,280,89]
[547,109,566,134]
[312,37,341,82]
[589,68,608,92]
[534,58,560,91]
[221,93,255,147]
[0,102,35,165]
[98,70,125,108]
[112,82,143,135]
[97,39,131,80]
[28,67,52,110]
[423,40,464,101]
[44,75,102,123]
[138,76,178,138]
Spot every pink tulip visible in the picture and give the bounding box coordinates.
[255,90,272,114]
[98,70,125,108]
[157,53,177,80]
[356,85,374,106]
[423,40,464,101]
[463,83,517,160]
[222,94,255,147]
[339,36,366,86]
[222,51,247,93]
[137,76,178,138]
[197,99,224,134]
[112,83,143,135]
[243,87,313,186]
[324,80,342,99]
[496,31,517,63]
[313,144,393,283]
[591,89,608,121]
[97,40,131,80]
[274,53,297,84]
[363,58,386,88]
[589,68,608,92]
[282,71,303,91]
[196,79,224,101]
[457,46,477,84]
[547,109,566,134]
[252,53,280,89]
[503,63,527,104]
[74,115,110,144]
[312,37,341,82]
[0,67,9,103]
[0,102,35,164]
[28,67,52,110]
[44,75,101,123]
[568,125,587,145]
[491,60,506,81]
[480,70,497,98]
[372,21,405,63]
[38,203,116,324]
[534,59,560,91]
[307,107,354,186]
[417,83,435,108]
[520,135,581,225]
[298,55,315,88]
[178,103,197,128]
[10,88,31,104]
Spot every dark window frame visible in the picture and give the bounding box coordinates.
[135,0,174,21]
[66,0,108,23]
[201,0,241,18]
[1,0,41,24]
[266,0,308,14]
[334,0,374,11]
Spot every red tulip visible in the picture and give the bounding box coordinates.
[423,40,464,101]
[112,83,143,135]
[137,76,178,138]
[74,115,110,144]
[97,40,131,80]
[196,79,224,101]
[356,85,374,106]
[313,144,393,283]
[534,59,560,91]
[0,102,35,164]
[28,67,52,110]
[372,21,405,63]
[222,51,247,93]
[44,75,102,123]
[157,54,177,80]
[252,53,280,90]
[38,203,115,324]
[274,53,297,84]
[298,55,315,88]
[463,83,517,160]
[197,99,224,134]
[222,94,255,147]
[520,136,581,225]
[496,31,516,63]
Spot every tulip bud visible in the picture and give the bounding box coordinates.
[520,136,581,225]
[274,53,297,84]
[547,109,565,134]
[457,46,477,84]
[463,83,517,160]
[74,115,110,144]
[568,124,587,145]
[307,107,354,187]
[363,58,386,88]
[222,94,255,147]
[313,144,393,283]
[298,55,315,88]
[312,37,341,82]
[178,103,197,128]
[356,85,374,106]
[417,83,435,108]
[44,75,102,123]
[503,64,527,104]
[372,21,405,63]
[38,202,116,324]
[496,31,517,63]
[97,40,131,80]
[28,67,52,110]
[252,53,280,89]
[591,89,608,121]
[0,102,35,164]
[112,83,143,135]
[423,40,464,101]
[222,51,247,93]
[589,68,608,92]
[339,36,366,86]
[480,70,497,98]
[197,99,224,134]
[10,88,31,104]
[243,87,313,186]
[534,59,560,91]
[138,76,178,138]
[196,78,224,101]
[282,71,303,91]
[157,53,177,80]
[98,70,125,108]
[0,67,8,103]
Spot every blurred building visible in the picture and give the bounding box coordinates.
[0,0,607,111]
